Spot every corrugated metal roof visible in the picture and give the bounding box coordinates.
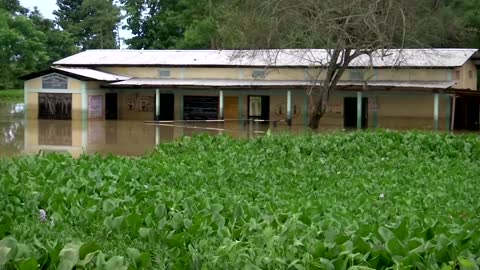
[52,67,130,81]
[53,49,477,68]
[108,78,455,89]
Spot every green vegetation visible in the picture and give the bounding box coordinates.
[2,0,480,89]
[0,89,23,102]
[1,131,480,269]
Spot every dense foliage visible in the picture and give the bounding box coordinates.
[54,0,121,50]
[1,132,480,269]
[120,0,222,49]
[1,0,480,89]
[0,0,78,89]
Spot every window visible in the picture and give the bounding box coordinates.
[350,70,365,81]
[455,71,461,80]
[159,69,171,78]
[469,70,473,79]
[252,70,266,79]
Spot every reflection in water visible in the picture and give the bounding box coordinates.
[0,103,24,156]
[3,115,311,157]
[38,121,72,146]
[23,120,303,157]
[3,101,473,157]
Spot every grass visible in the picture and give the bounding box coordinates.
[0,89,24,103]
[1,131,480,269]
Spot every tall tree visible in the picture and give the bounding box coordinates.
[54,0,121,50]
[121,0,222,49]
[29,7,78,63]
[0,0,27,15]
[443,0,480,48]
[0,4,77,89]
[219,0,469,129]
[0,8,48,89]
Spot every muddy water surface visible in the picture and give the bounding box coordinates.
[0,102,312,157]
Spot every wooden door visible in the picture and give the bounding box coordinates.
[224,96,239,120]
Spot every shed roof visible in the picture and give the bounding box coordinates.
[54,49,477,68]
[107,78,455,90]
[53,67,130,81]
[19,67,130,81]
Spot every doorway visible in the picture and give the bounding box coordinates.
[183,96,219,120]
[344,97,368,128]
[248,96,270,120]
[38,93,72,120]
[454,97,480,131]
[224,96,239,119]
[105,93,118,120]
[159,94,175,121]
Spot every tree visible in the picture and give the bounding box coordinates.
[54,0,121,50]
[443,0,480,48]
[0,4,77,89]
[219,0,468,129]
[29,7,78,64]
[0,9,48,89]
[0,0,27,15]
[121,0,223,49]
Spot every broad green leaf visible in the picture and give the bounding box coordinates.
[0,246,12,266]
[105,256,127,270]
[16,258,38,270]
[58,243,81,270]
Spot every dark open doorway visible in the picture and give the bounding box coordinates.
[159,94,175,120]
[183,96,218,120]
[38,93,72,120]
[344,97,368,128]
[454,97,480,131]
[105,93,118,120]
[248,96,270,120]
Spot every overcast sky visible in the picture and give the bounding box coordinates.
[18,0,132,48]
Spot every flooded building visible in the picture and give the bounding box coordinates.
[21,49,479,130]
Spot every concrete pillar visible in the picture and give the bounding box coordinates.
[238,95,244,121]
[81,82,88,121]
[155,126,160,146]
[155,89,160,121]
[219,90,224,120]
[303,94,309,126]
[357,92,363,129]
[287,90,292,126]
[434,93,439,130]
[446,95,452,131]
[371,97,378,128]
[81,119,87,153]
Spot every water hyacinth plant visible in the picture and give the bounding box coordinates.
[0,130,480,269]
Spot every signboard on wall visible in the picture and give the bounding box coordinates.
[127,95,154,112]
[88,95,104,119]
[42,74,68,89]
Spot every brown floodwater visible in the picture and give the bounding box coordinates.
[0,102,320,157]
[1,101,475,157]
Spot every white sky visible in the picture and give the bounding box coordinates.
[18,0,132,48]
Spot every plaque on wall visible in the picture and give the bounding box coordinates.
[42,74,68,89]
[126,95,154,112]
[88,95,104,119]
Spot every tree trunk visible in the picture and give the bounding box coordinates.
[308,89,329,129]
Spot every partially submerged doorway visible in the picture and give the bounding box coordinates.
[38,93,72,120]
[344,97,368,128]
[454,96,480,131]
[105,93,118,120]
[159,93,175,121]
[248,96,270,120]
